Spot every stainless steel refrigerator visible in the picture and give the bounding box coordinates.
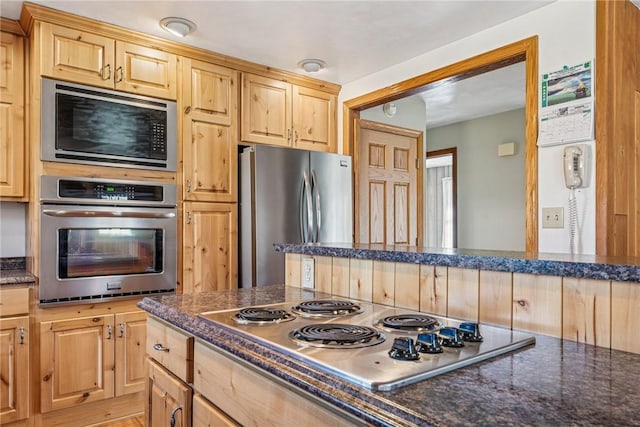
[239,145,353,287]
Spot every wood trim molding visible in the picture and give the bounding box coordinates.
[0,18,26,36]
[343,36,538,253]
[19,2,340,94]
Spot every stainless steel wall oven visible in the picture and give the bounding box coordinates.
[39,176,177,305]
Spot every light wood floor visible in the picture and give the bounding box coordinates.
[101,415,144,427]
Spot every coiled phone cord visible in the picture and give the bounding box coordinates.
[568,187,578,254]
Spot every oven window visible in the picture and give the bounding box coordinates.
[58,228,163,279]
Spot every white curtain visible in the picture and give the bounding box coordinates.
[425,164,452,248]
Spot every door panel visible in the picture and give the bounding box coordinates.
[357,120,422,246]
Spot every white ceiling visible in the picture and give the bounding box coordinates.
[1,1,544,126]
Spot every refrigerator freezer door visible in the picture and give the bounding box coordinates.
[240,145,309,287]
[310,152,353,243]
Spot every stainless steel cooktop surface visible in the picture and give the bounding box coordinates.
[199,299,535,391]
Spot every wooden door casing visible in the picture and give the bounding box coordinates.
[0,316,28,423]
[357,120,423,246]
[40,314,115,413]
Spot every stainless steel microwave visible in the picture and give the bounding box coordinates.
[41,78,177,171]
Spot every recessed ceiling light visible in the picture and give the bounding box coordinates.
[160,17,197,38]
[298,59,326,73]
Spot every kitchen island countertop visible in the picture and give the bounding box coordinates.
[139,285,640,427]
[274,242,640,282]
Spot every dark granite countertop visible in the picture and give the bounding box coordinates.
[274,242,640,282]
[0,257,35,286]
[139,285,640,427]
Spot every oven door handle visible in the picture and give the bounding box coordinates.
[41,209,176,219]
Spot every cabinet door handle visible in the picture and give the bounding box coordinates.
[101,64,111,80]
[184,106,191,114]
[295,130,299,143]
[169,405,183,427]
[287,129,292,142]
[106,325,113,340]
[115,66,123,83]
[153,343,170,352]
[186,179,192,193]
[119,323,125,338]
[19,327,25,345]
[186,212,192,225]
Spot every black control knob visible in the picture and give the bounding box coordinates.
[458,322,483,342]
[416,332,443,354]
[437,327,465,348]
[388,337,420,361]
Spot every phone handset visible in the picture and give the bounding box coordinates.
[563,145,588,254]
[563,145,585,189]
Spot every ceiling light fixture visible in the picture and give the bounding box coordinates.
[298,59,326,73]
[160,17,197,38]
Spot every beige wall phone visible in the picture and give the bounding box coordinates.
[563,145,588,254]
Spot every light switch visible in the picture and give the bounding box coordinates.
[542,207,564,228]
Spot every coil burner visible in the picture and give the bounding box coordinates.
[374,314,442,333]
[291,300,363,318]
[289,324,385,349]
[233,307,295,325]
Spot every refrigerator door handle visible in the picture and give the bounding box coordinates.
[299,177,306,242]
[302,171,314,243]
[311,169,321,243]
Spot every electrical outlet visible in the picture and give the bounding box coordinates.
[302,257,315,289]
[542,207,564,228]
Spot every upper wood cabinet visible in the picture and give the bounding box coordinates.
[40,22,177,99]
[182,58,238,202]
[241,73,336,152]
[0,30,26,199]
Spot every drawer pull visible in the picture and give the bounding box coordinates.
[169,405,183,427]
[19,327,25,344]
[153,343,170,352]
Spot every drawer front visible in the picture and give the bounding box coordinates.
[146,317,193,383]
[0,287,29,317]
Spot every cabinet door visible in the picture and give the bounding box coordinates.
[115,311,147,396]
[147,358,192,427]
[0,316,28,424]
[40,314,115,412]
[292,85,336,152]
[115,41,177,99]
[241,73,291,146]
[182,59,238,202]
[193,393,239,427]
[183,202,238,293]
[40,22,114,88]
[0,31,25,198]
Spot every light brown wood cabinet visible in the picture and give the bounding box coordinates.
[182,58,238,203]
[182,202,238,292]
[193,393,239,427]
[40,22,177,99]
[0,30,26,199]
[193,340,361,426]
[241,73,336,152]
[147,358,192,427]
[0,315,29,424]
[40,311,147,413]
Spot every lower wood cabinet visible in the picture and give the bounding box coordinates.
[193,340,362,426]
[182,202,238,293]
[193,393,239,427]
[146,358,192,427]
[40,310,146,413]
[0,315,29,424]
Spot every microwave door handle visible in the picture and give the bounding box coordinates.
[41,209,176,219]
